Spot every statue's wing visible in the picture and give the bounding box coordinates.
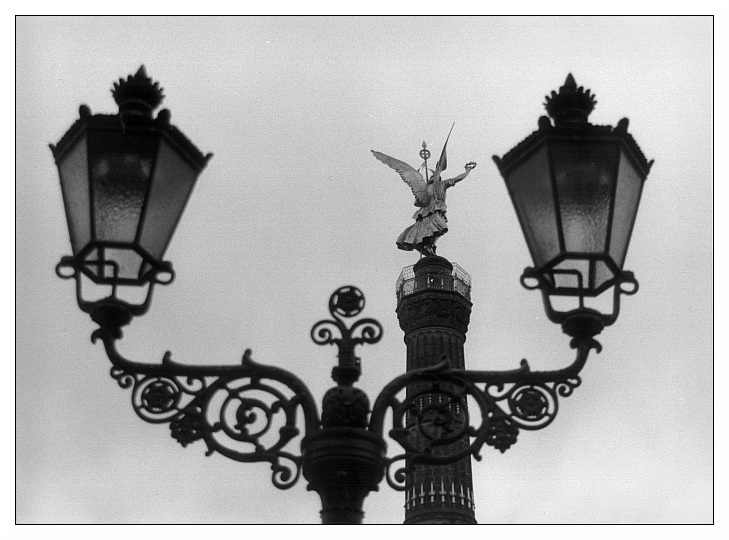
[371,151,429,207]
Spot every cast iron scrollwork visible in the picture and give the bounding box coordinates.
[77,271,602,502]
[310,285,383,386]
[91,313,319,490]
[84,285,385,493]
[369,336,600,491]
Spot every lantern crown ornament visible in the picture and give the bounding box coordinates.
[544,73,597,125]
[493,74,653,333]
[51,67,212,317]
[111,65,165,117]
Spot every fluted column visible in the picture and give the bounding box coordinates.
[396,256,476,524]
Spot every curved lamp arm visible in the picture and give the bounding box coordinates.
[369,335,601,491]
[89,304,320,491]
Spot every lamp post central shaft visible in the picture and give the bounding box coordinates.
[302,428,386,524]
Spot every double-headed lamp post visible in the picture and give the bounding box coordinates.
[50,67,652,524]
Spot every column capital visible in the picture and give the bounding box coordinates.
[397,291,472,335]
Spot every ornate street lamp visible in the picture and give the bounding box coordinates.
[51,66,212,318]
[493,74,653,333]
[51,68,651,524]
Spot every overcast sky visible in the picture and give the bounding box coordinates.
[15,16,712,525]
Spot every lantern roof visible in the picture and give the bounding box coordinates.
[112,65,165,115]
[493,75,654,178]
[50,66,211,171]
[544,73,597,124]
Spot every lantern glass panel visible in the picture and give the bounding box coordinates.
[610,150,644,268]
[505,146,560,268]
[594,259,615,290]
[57,135,91,254]
[553,259,589,289]
[137,139,199,261]
[103,247,145,282]
[551,141,618,254]
[80,246,102,282]
[89,131,158,243]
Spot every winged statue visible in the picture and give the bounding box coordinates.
[372,129,476,256]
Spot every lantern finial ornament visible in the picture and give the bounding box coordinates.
[544,73,597,125]
[111,65,165,116]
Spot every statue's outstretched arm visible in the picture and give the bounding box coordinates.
[447,162,477,185]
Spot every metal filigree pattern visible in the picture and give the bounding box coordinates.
[84,285,389,495]
[95,324,319,490]
[370,337,599,490]
[310,286,383,385]
[78,277,601,508]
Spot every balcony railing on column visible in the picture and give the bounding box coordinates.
[396,262,471,301]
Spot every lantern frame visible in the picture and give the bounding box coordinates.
[51,67,211,314]
[493,75,653,328]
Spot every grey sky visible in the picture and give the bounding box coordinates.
[16,16,712,524]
